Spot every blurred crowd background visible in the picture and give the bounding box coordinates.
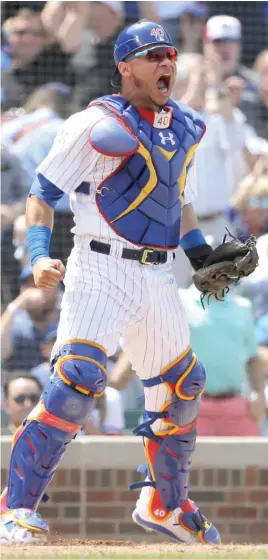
[1,1,268,438]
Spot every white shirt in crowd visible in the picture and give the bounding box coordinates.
[83,386,125,435]
[192,111,248,217]
[153,1,199,19]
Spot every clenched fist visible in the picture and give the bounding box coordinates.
[33,257,66,289]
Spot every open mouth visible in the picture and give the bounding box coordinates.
[157,74,171,93]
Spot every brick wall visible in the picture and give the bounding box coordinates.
[1,438,268,543]
[1,467,268,542]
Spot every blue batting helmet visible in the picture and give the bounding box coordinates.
[111,21,175,87]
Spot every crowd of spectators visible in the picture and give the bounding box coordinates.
[1,1,268,436]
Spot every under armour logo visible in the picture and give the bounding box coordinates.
[159,132,176,146]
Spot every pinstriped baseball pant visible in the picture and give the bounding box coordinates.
[53,235,191,432]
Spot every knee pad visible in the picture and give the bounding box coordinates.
[141,345,205,434]
[53,339,107,400]
[131,346,205,521]
[7,340,107,511]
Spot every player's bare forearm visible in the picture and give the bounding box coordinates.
[180,203,200,238]
[26,195,54,230]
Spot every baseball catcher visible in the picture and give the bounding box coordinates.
[0,20,258,546]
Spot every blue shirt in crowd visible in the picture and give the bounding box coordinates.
[4,309,44,371]
[2,107,70,211]
[180,285,258,395]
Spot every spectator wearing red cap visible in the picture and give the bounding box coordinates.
[203,15,263,136]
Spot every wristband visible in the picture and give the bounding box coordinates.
[180,229,206,250]
[26,225,51,266]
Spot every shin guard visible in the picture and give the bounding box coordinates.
[131,346,205,522]
[2,340,107,512]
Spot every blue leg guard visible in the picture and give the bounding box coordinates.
[4,340,107,511]
[130,346,205,522]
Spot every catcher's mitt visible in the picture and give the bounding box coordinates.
[192,233,259,305]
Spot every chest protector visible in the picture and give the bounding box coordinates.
[89,95,205,249]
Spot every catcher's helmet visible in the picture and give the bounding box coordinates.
[111,21,175,87]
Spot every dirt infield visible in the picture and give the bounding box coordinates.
[2,541,268,557]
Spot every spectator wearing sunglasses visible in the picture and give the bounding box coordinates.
[1,374,42,435]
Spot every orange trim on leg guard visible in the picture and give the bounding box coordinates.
[0,488,8,515]
[56,355,108,398]
[61,339,107,354]
[27,401,82,434]
[138,347,204,520]
[175,355,198,401]
[12,424,24,449]
[160,345,192,376]
[154,401,197,436]
[144,438,159,483]
[145,439,173,522]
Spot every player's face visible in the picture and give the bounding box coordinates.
[120,46,177,110]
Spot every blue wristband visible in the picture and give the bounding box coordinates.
[180,229,206,250]
[26,225,51,266]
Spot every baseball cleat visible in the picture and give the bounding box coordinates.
[0,508,49,544]
[133,497,221,544]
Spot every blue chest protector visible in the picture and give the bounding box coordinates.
[89,95,205,249]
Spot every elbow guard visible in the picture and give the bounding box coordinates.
[29,174,64,209]
[89,115,139,157]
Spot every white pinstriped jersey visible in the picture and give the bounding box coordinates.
[47,103,199,435]
[37,106,197,249]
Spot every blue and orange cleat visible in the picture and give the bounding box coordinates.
[0,489,49,544]
[133,494,221,544]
